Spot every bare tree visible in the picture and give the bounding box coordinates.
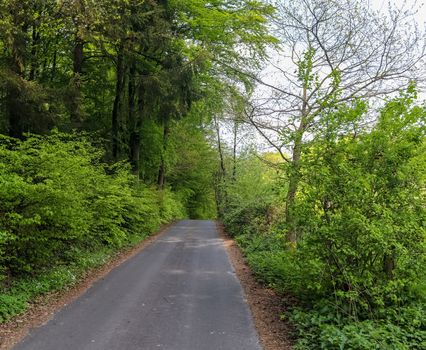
[248,0,426,243]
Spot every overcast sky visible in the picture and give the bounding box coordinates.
[240,0,426,151]
[372,0,426,23]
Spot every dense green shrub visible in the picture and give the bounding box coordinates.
[0,132,185,281]
[0,132,186,321]
[290,302,426,350]
[293,92,426,313]
[220,153,282,237]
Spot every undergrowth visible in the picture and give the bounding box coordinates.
[235,231,426,350]
[0,133,185,322]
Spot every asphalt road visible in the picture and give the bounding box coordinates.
[14,220,262,350]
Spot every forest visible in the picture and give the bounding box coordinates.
[0,0,425,349]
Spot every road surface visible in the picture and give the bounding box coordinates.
[14,220,262,350]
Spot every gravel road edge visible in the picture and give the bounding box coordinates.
[217,221,294,350]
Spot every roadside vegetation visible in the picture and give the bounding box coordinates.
[0,133,186,322]
[219,91,426,349]
[215,1,426,348]
[1,0,425,349]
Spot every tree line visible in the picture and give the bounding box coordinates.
[1,0,425,348]
[0,0,273,180]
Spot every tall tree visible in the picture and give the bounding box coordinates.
[247,0,426,243]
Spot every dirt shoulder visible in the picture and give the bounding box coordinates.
[0,224,173,350]
[218,222,294,350]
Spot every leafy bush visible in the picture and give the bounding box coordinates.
[293,92,426,313]
[224,201,272,237]
[157,189,187,223]
[291,304,426,350]
[0,294,28,322]
[220,152,282,237]
[0,132,186,321]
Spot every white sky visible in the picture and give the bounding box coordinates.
[372,0,426,24]
[257,0,426,101]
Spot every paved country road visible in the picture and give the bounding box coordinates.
[14,220,262,350]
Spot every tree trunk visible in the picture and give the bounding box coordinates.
[130,76,147,178]
[157,123,170,189]
[285,130,303,243]
[232,120,238,181]
[7,85,23,139]
[214,115,226,178]
[285,86,308,244]
[383,247,396,280]
[70,34,84,127]
[50,48,57,82]
[73,36,84,75]
[129,132,141,175]
[8,16,26,138]
[213,115,227,217]
[128,64,139,175]
[29,26,39,81]
[112,42,125,160]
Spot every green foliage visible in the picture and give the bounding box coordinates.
[237,232,288,289]
[291,304,426,350]
[172,0,276,66]
[220,91,426,349]
[156,189,187,223]
[0,132,186,277]
[0,0,275,157]
[0,0,274,326]
[220,152,282,236]
[293,91,426,313]
[0,294,27,322]
[0,132,186,321]
[167,114,218,219]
